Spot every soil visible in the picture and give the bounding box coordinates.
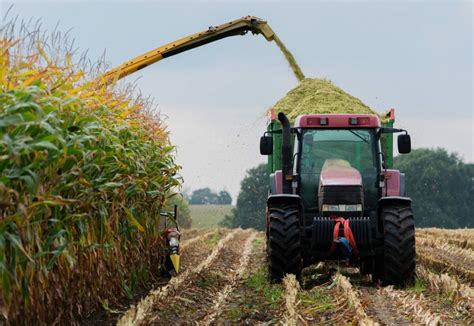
[144,230,253,325]
[104,228,474,325]
[81,228,221,325]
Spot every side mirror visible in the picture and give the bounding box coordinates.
[398,134,411,154]
[260,136,273,155]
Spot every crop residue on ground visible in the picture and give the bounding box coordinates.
[108,228,474,325]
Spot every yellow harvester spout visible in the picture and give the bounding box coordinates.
[170,254,180,273]
[96,16,275,86]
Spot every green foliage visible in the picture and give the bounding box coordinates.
[0,28,180,322]
[223,149,472,230]
[165,195,192,228]
[394,148,473,228]
[220,164,268,231]
[218,190,232,205]
[246,267,283,308]
[0,85,180,321]
[299,287,334,313]
[410,278,427,295]
[205,232,221,247]
[189,187,232,205]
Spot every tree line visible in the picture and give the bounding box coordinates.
[187,187,232,205]
[221,148,473,230]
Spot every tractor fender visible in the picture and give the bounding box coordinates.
[267,194,301,207]
[378,196,412,208]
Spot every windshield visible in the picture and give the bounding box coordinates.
[298,129,378,211]
[300,129,376,174]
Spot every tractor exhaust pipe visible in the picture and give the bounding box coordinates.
[278,112,292,194]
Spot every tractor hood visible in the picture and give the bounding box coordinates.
[319,160,362,187]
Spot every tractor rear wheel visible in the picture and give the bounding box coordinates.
[267,205,302,282]
[375,204,416,286]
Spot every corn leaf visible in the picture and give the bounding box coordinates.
[123,207,145,232]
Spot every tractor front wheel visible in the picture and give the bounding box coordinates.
[375,204,416,286]
[267,205,302,282]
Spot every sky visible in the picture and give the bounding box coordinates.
[1,0,472,201]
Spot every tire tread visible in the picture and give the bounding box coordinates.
[267,205,302,282]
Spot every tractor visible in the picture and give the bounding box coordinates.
[260,110,416,286]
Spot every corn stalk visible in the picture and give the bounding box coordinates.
[0,19,181,324]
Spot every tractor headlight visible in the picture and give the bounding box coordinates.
[322,205,339,212]
[322,204,362,212]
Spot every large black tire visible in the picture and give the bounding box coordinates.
[375,205,416,286]
[267,205,302,282]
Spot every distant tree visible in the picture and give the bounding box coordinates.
[189,188,218,205]
[221,149,474,230]
[217,190,232,205]
[189,188,232,205]
[394,148,473,228]
[220,164,268,230]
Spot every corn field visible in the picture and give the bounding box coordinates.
[1,13,473,326]
[0,20,180,324]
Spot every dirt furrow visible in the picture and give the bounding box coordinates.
[297,263,351,324]
[117,228,236,325]
[215,234,284,324]
[336,267,420,325]
[341,264,469,325]
[82,228,220,325]
[328,261,472,325]
[142,229,250,324]
[357,267,468,325]
[110,227,474,325]
[333,272,376,325]
[201,231,258,325]
[180,230,217,251]
[380,286,442,325]
[357,286,412,325]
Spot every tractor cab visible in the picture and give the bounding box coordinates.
[260,111,415,286]
[293,114,382,218]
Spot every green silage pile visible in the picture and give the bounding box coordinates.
[274,78,382,120]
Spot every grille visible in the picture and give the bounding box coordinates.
[310,216,372,252]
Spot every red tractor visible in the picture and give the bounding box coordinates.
[260,111,415,286]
